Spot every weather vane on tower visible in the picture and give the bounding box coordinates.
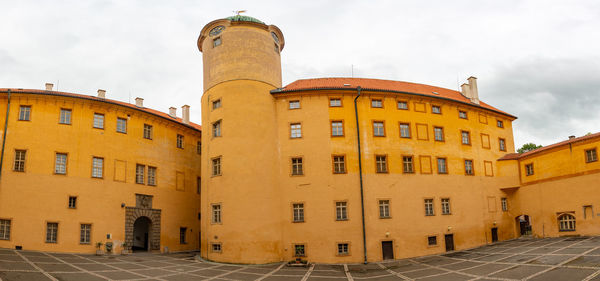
[233,10,247,16]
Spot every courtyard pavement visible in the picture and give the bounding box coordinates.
[2,236,600,280]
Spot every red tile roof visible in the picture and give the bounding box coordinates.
[498,132,600,160]
[273,78,516,119]
[0,88,201,132]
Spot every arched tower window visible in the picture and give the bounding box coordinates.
[558,214,576,231]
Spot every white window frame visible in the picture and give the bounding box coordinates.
[425,199,434,216]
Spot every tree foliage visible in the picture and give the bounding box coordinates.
[517,142,542,154]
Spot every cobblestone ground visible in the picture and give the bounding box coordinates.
[2,236,600,280]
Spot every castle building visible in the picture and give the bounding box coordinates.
[1,15,599,264]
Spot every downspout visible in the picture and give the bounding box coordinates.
[354,87,368,264]
[0,89,11,181]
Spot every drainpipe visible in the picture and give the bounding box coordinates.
[354,87,368,264]
[0,89,11,181]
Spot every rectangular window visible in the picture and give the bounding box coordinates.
[291,157,303,176]
[59,109,72,124]
[461,131,471,145]
[196,177,201,195]
[337,243,349,255]
[46,222,58,243]
[136,164,145,184]
[336,202,348,221]
[431,105,441,114]
[274,43,280,53]
[211,243,222,252]
[329,98,342,107]
[293,203,304,222]
[424,199,434,216]
[92,157,103,178]
[331,121,344,137]
[147,166,157,186]
[464,159,474,175]
[585,148,598,163]
[55,153,67,174]
[197,141,202,154]
[373,121,385,137]
[116,118,127,133]
[437,158,447,174]
[0,219,10,240]
[68,196,77,209]
[399,123,410,138]
[402,156,414,173]
[397,101,408,110]
[289,100,300,109]
[212,204,221,223]
[290,123,302,138]
[213,37,221,47]
[177,134,184,148]
[525,163,534,176]
[379,200,390,218]
[212,120,221,137]
[371,99,383,108]
[497,120,504,128]
[428,236,437,246]
[375,155,388,173]
[80,224,91,244]
[333,155,346,174]
[434,127,444,141]
[13,150,26,172]
[93,113,104,129]
[441,198,451,215]
[212,157,221,176]
[180,227,187,244]
[459,111,467,119]
[19,105,31,121]
[499,138,506,151]
[143,124,153,139]
[212,99,221,110]
[294,244,305,257]
[501,198,508,211]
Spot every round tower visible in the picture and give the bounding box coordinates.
[198,15,285,263]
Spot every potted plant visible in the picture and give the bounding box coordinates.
[287,258,309,267]
[121,242,129,255]
[95,242,104,256]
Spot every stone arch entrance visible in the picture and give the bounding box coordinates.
[133,216,152,252]
[125,195,161,252]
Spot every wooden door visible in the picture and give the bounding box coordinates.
[444,234,454,252]
[381,241,394,260]
[491,228,498,242]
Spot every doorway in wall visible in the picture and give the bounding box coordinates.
[132,216,152,252]
[491,228,498,242]
[381,241,394,260]
[516,215,531,236]
[444,234,455,252]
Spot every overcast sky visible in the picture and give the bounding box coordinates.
[2,0,599,148]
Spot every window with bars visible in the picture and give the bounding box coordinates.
[371,99,383,108]
[459,111,467,119]
[19,106,31,121]
[293,203,304,222]
[212,99,221,110]
[136,164,145,184]
[290,123,302,138]
[379,200,390,218]
[525,164,534,176]
[585,149,598,163]
[147,166,157,186]
[331,121,344,136]
[93,113,104,129]
[197,141,202,155]
[399,123,410,138]
[143,124,153,139]
[501,198,508,211]
[402,156,414,173]
[13,150,26,172]
[373,121,385,137]
[558,214,576,231]
[92,157,103,178]
[461,131,470,145]
[116,118,127,133]
[0,219,11,240]
[59,109,71,124]
[211,243,222,252]
[376,155,388,173]
[55,153,67,175]
[499,138,506,151]
[289,100,300,109]
[291,157,303,176]
[212,204,221,223]
[434,127,444,141]
[424,199,434,216]
[80,224,91,244]
[336,202,348,221]
[180,227,187,244]
[177,134,184,148]
[397,101,408,110]
[46,223,58,243]
[212,121,221,137]
[68,196,77,209]
[212,157,221,176]
[428,236,437,246]
[464,160,474,175]
[432,105,441,114]
[437,158,447,174]
[329,98,342,107]
[441,198,451,215]
[333,155,346,174]
[294,244,305,257]
[337,243,349,255]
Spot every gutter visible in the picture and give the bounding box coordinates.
[354,86,368,264]
[0,89,11,181]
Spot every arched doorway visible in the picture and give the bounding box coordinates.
[133,216,152,252]
[516,215,531,236]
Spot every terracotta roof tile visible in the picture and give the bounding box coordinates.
[274,77,516,118]
[0,88,201,132]
[498,132,600,160]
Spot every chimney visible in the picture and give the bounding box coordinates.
[182,105,190,124]
[97,89,106,98]
[45,83,54,91]
[169,107,177,118]
[460,83,470,98]
[569,135,576,140]
[467,76,480,104]
[135,97,144,107]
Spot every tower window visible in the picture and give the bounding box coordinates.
[212,120,222,137]
[212,99,221,110]
[274,43,280,53]
[497,120,504,128]
[213,37,221,47]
